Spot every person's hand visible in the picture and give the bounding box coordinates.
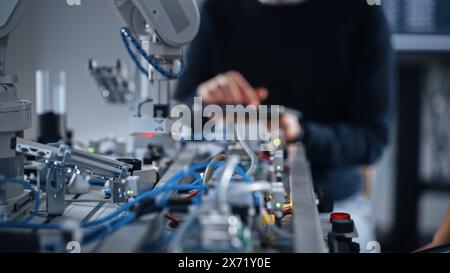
[280,113,302,143]
[197,71,268,106]
[430,206,450,247]
[418,206,450,251]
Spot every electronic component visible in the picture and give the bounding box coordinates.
[113,0,200,135]
[327,213,360,253]
[0,0,32,222]
[15,138,132,214]
[198,212,249,252]
[269,182,285,221]
[89,59,133,105]
[272,149,284,182]
[0,0,359,254]
[125,168,158,198]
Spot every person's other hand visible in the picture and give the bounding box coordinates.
[197,71,268,106]
[430,206,450,247]
[418,206,450,251]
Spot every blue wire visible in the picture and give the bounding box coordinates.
[156,161,211,207]
[80,160,210,229]
[81,183,206,244]
[82,212,136,244]
[0,160,256,235]
[0,166,205,231]
[121,29,149,77]
[81,160,211,229]
[88,178,107,187]
[0,178,40,224]
[120,27,186,80]
[81,184,206,228]
[157,178,204,208]
[189,169,203,181]
[0,159,260,251]
[0,161,211,244]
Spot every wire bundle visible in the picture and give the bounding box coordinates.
[0,179,41,225]
[0,160,211,244]
[0,157,257,249]
[120,27,186,80]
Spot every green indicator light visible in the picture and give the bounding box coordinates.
[275,202,282,208]
[88,147,96,154]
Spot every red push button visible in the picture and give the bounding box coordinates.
[330,212,351,221]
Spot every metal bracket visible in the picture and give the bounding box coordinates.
[45,164,66,216]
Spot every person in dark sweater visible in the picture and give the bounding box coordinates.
[175,0,395,251]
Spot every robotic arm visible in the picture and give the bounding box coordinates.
[0,0,28,76]
[0,0,200,221]
[0,0,32,222]
[112,0,200,48]
[112,0,200,133]
[0,0,31,180]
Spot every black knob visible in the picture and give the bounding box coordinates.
[331,219,355,234]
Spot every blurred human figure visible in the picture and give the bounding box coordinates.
[175,0,395,252]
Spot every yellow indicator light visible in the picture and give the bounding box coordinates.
[273,138,282,147]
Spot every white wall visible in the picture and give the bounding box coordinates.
[8,0,132,144]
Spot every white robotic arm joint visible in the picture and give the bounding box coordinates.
[114,0,200,124]
[112,0,200,48]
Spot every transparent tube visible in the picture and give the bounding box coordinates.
[36,70,66,115]
[36,70,50,115]
[53,71,66,115]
